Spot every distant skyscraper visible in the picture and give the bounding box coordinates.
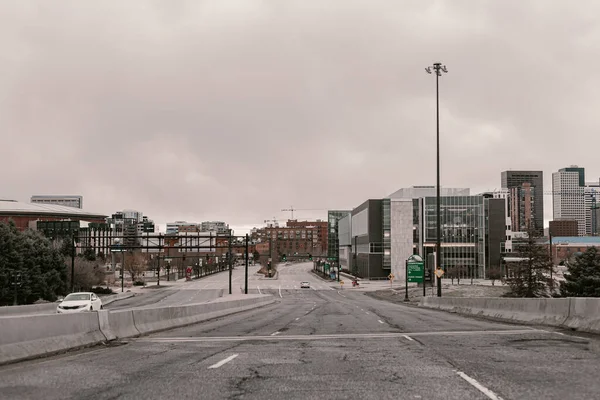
[31,195,83,209]
[553,166,586,236]
[501,171,544,233]
[584,181,600,235]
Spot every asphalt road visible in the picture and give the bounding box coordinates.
[2,263,599,399]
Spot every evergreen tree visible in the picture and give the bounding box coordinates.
[560,246,600,297]
[0,221,67,305]
[504,226,554,298]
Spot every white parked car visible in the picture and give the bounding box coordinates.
[57,292,103,313]
[300,281,311,289]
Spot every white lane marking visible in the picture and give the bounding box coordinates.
[365,312,370,315]
[311,286,317,290]
[360,309,364,311]
[403,335,415,341]
[208,354,239,369]
[329,287,335,290]
[278,286,282,298]
[337,291,346,298]
[257,286,262,294]
[456,371,504,400]
[378,320,384,324]
[271,331,281,336]
[295,317,300,321]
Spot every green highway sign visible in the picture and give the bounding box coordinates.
[406,254,424,283]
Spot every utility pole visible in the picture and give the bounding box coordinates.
[157,234,161,286]
[121,250,126,293]
[71,230,76,293]
[13,272,20,306]
[426,62,448,298]
[245,234,249,294]
[228,229,233,295]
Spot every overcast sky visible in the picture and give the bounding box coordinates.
[2,1,599,233]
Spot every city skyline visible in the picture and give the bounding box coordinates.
[2,2,600,233]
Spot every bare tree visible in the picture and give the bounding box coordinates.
[127,252,147,283]
[67,257,105,291]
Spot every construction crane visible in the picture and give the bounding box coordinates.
[281,207,329,220]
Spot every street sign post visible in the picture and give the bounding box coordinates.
[404,255,424,302]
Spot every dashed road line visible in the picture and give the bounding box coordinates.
[208,354,239,369]
[271,331,281,336]
[257,286,262,294]
[278,286,282,298]
[456,371,504,400]
[378,320,384,324]
[403,335,415,341]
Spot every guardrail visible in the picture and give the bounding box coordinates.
[420,297,600,335]
[0,294,276,365]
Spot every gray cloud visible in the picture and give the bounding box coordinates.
[2,0,599,230]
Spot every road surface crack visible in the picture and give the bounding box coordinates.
[229,367,267,400]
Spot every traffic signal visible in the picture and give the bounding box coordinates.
[308,253,312,260]
[282,254,287,261]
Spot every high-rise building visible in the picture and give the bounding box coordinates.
[501,171,544,234]
[553,166,586,236]
[31,195,83,209]
[584,181,600,235]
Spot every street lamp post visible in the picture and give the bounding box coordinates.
[426,62,448,298]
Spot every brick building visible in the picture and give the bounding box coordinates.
[260,219,328,257]
[549,220,579,237]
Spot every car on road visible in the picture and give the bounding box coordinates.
[56,292,103,313]
[300,281,311,288]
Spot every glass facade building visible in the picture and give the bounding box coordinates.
[417,194,504,279]
[327,210,351,259]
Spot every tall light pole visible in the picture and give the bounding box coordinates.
[426,62,448,298]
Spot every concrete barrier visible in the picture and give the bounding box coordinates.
[0,303,57,316]
[0,294,276,365]
[104,309,140,339]
[132,295,275,335]
[564,298,600,334]
[0,292,134,317]
[0,313,108,365]
[420,297,571,327]
[101,292,135,305]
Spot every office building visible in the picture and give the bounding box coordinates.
[501,171,544,234]
[31,195,83,209]
[584,181,600,235]
[339,187,506,281]
[327,210,351,260]
[167,221,200,234]
[200,221,230,234]
[549,220,578,237]
[553,166,586,236]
